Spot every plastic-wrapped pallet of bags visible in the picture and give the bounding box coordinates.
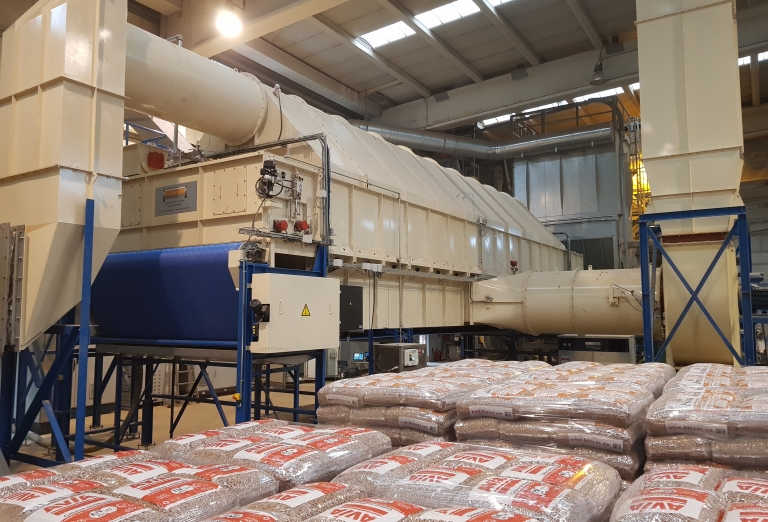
[15,493,168,522]
[0,479,111,520]
[163,464,278,497]
[87,459,194,488]
[239,482,366,522]
[150,429,229,458]
[385,407,457,436]
[403,506,543,522]
[722,503,768,522]
[0,469,85,497]
[349,407,389,428]
[319,375,404,408]
[311,427,392,456]
[646,388,740,437]
[317,405,352,425]
[221,418,289,437]
[362,378,491,411]
[185,435,276,464]
[110,475,246,522]
[718,476,768,504]
[663,363,734,394]
[50,450,151,475]
[305,498,425,522]
[637,465,724,492]
[645,436,714,463]
[490,419,644,453]
[610,482,723,522]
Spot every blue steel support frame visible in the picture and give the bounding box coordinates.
[640,207,755,366]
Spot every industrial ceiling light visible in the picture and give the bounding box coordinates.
[216,9,242,37]
[590,47,607,86]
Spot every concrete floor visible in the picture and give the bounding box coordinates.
[9,385,317,474]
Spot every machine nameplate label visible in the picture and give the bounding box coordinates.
[155,182,197,216]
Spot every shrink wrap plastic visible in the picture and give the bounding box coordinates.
[333,442,620,522]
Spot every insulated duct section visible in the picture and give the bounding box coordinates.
[349,121,613,159]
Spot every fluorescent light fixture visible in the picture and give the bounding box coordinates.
[360,21,415,48]
[216,10,242,37]
[573,87,624,103]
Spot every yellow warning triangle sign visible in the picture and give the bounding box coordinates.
[301,304,311,317]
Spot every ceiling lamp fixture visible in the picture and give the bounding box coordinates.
[590,47,607,86]
[216,9,242,37]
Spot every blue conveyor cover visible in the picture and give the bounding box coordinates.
[91,243,241,342]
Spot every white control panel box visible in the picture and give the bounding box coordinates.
[250,273,340,354]
[403,348,420,367]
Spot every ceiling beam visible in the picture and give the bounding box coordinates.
[308,15,433,98]
[376,0,484,83]
[473,0,541,66]
[235,40,382,118]
[751,54,761,107]
[374,40,640,130]
[562,0,603,49]
[622,83,640,111]
[183,0,350,58]
[361,80,402,96]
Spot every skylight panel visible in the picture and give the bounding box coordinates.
[360,21,415,48]
[760,52,768,62]
[573,87,624,103]
[629,83,640,91]
[478,113,513,128]
[522,101,568,113]
[488,0,515,5]
[739,56,751,66]
[415,0,480,29]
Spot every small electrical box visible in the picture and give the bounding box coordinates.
[403,348,420,367]
[339,285,364,331]
[372,343,427,373]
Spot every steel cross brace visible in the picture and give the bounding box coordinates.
[648,223,743,364]
[5,327,79,461]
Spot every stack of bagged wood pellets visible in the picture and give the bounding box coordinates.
[645,362,768,470]
[317,360,551,445]
[611,461,768,522]
[452,361,675,480]
[332,441,622,522]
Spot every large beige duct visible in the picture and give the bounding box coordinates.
[125,24,268,146]
[637,0,743,364]
[471,269,646,335]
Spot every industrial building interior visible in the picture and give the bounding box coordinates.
[1,0,768,519]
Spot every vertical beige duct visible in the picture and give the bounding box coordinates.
[637,0,744,364]
[0,0,126,347]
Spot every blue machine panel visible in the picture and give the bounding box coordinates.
[92,243,242,342]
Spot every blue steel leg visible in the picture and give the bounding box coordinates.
[113,357,122,447]
[739,213,755,365]
[92,354,103,428]
[236,261,252,423]
[53,334,73,463]
[14,350,26,439]
[367,330,374,375]
[639,221,654,362]
[42,401,71,463]
[254,365,262,420]
[7,328,78,459]
[199,365,229,427]
[293,367,300,422]
[315,350,326,421]
[75,198,95,461]
[0,349,17,460]
[141,360,154,447]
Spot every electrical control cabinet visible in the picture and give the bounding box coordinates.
[250,274,340,354]
[372,343,427,373]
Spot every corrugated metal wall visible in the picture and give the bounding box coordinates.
[511,142,632,269]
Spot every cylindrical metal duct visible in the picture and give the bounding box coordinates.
[125,25,267,145]
[471,269,650,336]
[350,121,613,159]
